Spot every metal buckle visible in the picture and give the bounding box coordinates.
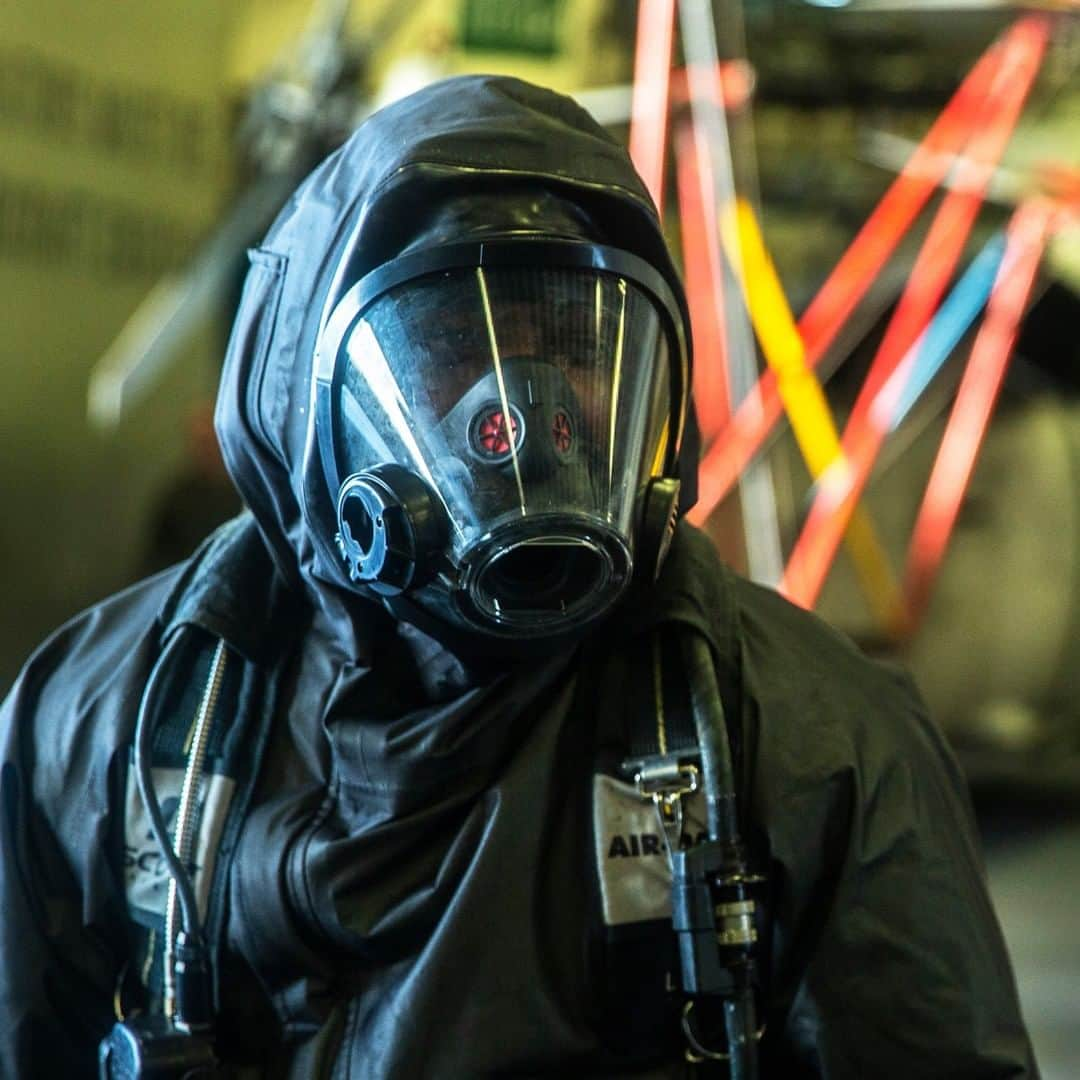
[621,753,700,859]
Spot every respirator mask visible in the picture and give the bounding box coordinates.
[312,239,687,640]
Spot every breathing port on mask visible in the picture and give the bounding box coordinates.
[340,493,376,554]
[480,541,602,607]
[335,464,447,595]
[461,522,631,636]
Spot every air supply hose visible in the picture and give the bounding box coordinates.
[675,630,761,1080]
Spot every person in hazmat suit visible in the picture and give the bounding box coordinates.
[0,75,1037,1079]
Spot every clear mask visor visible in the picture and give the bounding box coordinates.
[322,263,673,632]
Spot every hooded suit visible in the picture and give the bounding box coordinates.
[0,76,1036,1078]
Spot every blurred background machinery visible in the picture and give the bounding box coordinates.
[0,0,1077,1072]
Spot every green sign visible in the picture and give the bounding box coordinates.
[460,0,565,57]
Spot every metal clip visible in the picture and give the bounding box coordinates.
[681,1000,766,1064]
[622,753,700,859]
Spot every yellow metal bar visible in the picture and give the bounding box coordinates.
[724,198,905,630]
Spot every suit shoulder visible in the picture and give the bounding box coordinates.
[732,575,920,706]
[728,575,956,791]
[1,568,182,763]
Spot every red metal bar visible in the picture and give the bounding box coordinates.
[688,14,1050,527]
[836,16,1050,451]
[669,60,755,112]
[628,0,677,215]
[903,200,1057,632]
[777,398,910,629]
[675,121,732,444]
[779,15,1051,611]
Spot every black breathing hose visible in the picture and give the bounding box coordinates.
[133,630,203,941]
[680,629,759,1080]
[724,996,759,1080]
[97,629,219,1079]
[679,632,738,846]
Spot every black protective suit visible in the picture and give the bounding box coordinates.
[0,76,1036,1078]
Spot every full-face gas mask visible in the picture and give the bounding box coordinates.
[311,237,688,640]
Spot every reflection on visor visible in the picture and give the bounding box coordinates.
[345,320,450,527]
[323,261,673,632]
[476,266,526,515]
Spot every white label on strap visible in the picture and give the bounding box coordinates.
[123,765,235,925]
[593,774,708,927]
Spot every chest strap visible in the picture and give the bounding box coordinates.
[621,632,703,856]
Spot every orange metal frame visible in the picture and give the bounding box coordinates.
[629,4,1061,632]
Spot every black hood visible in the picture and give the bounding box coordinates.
[215,74,697,611]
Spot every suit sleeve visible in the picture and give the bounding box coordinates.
[739,593,1038,1078]
[0,610,149,1077]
